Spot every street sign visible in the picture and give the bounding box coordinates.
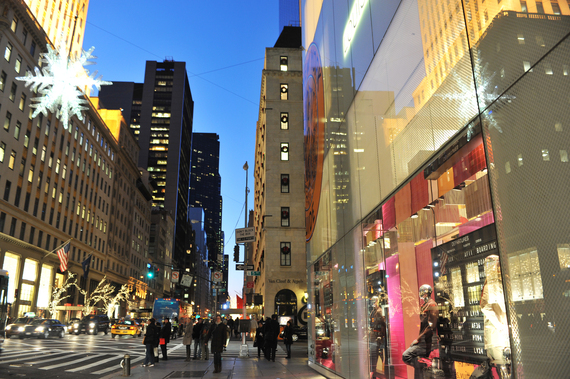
[246,281,254,289]
[235,227,255,243]
[213,271,223,281]
[246,271,261,276]
[236,264,254,271]
[171,271,179,282]
[180,274,193,287]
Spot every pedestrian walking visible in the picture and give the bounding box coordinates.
[154,322,161,362]
[192,318,203,359]
[250,315,258,340]
[264,315,279,361]
[210,315,227,373]
[255,321,265,358]
[160,318,171,360]
[142,318,158,368]
[283,320,294,359]
[201,318,211,360]
[183,319,194,361]
[227,317,234,339]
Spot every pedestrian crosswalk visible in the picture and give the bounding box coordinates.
[0,335,289,377]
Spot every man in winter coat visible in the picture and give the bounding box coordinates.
[210,315,228,373]
[160,319,171,360]
[183,319,194,361]
[142,318,158,367]
[192,318,203,359]
[201,319,211,360]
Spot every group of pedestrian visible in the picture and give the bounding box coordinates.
[141,317,175,367]
[181,315,227,373]
[253,314,294,360]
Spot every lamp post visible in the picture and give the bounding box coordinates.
[240,162,249,357]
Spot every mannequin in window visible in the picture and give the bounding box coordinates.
[402,284,438,378]
[480,255,511,379]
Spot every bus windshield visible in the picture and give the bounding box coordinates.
[152,299,180,321]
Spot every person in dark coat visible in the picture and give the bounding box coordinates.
[192,318,204,359]
[264,315,279,361]
[283,320,294,358]
[210,315,228,373]
[142,318,158,367]
[160,318,171,360]
[255,320,265,358]
[154,322,161,362]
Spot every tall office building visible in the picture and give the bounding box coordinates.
[252,26,306,320]
[189,133,222,264]
[99,60,195,271]
[279,0,300,32]
[22,0,89,58]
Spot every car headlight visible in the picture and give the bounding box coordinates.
[35,326,45,332]
[64,326,67,332]
[89,323,95,327]
[6,325,11,330]
[18,327,25,331]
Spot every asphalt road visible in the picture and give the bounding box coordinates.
[0,333,309,379]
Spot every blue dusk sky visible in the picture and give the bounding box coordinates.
[83,0,281,303]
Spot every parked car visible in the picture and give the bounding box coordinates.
[72,314,110,335]
[111,319,142,338]
[5,317,34,339]
[24,319,66,339]
[292,325,308,341]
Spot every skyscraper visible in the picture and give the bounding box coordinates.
[189,133,222,264]
[99,60,194,270]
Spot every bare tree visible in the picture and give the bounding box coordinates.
[106,283,131,318]
[48,272,80,318]
[79,276,114,316]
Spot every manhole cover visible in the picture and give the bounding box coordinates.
[165,371,206,378]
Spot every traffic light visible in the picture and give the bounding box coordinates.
[146,263,154,279]
[233,244,240,263]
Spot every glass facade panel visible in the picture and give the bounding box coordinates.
[22,258,37,281]
[36,265,53,308]
[303,0,570,377]
[2,252,19,303]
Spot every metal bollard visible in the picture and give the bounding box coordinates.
[121,354,131,376]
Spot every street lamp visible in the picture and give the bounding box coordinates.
[240,162,249,357]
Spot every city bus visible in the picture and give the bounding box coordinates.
[152,298,191,326]
[0,269,9,346]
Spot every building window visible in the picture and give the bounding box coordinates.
[10,16,18,32]
[0,141,5,162]
[19,93,26,111]
[280,142,289,160]
[30,40,36,57]
[281,207,290,227]
[4,43,12,62]
[280,56,288,71]
[9,83,17,102]
[552,1,562,14]
[8,150,16,170]
[14,121,21,140]
[15,55,21,73]
[536,1,545,13]
[281,174,290,193]
[280,84,288,100]
[280,242,291,266]
[280,112,289,130]
[0,71,6,91]
[4,180,11,201]
[520,1,527,12]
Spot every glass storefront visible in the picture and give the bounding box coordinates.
[303,0,570,378]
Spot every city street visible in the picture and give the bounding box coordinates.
[0,334,319,379]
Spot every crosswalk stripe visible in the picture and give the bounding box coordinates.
[40,354,104,370]
[66,354,123,372]
[91,355,143,375]
[0,351,45,361]
[26,352,85,365]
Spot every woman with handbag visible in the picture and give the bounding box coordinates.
[142,319,158,368]
[183,319,194,361]
[160,318,171,360]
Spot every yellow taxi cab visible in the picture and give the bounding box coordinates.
[111,319,142,338]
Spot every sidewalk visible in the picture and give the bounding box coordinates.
[103,339,326,379]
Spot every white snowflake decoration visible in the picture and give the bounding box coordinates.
[17,44,111,129]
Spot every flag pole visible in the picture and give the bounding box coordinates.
[42,238,73,260]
